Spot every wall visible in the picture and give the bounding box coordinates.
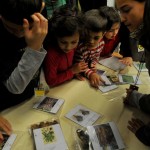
[107,0,115,7]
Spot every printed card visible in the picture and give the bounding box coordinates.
[33,96,64,114]
[65,105,101,127]
[118,74,141,84]
[107,75,120,84]
[99,57,126,71]
[97,69,106,76]
[98,85,118,93]
[100,75,112,85]
[33,124,68,150]
[0,134,17,150]
[133,62,148,72]
[87,122,125,150]
[98,75,118,93]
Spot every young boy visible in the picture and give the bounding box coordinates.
[74,8,108,87]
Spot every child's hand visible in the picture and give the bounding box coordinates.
[119,57,133,66]
[71,62,88,74]
[89,73,105,87]
[127,118,145,133]
[75,74,86,81]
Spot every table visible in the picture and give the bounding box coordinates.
[1,64,150,150]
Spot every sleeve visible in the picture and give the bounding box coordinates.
[84,68,95,79]
[75,46,95,78]
[128,90,150,114]
[44,50,74,87]
[139,94,150,114]
[3,47,47,94]
[135,124,150,146]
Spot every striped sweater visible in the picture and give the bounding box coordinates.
[75,39,104,78]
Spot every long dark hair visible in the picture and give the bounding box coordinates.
[0,0,43,25]
[139,0,150,50]
[143,0,150,36]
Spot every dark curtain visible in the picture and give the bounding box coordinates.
[79,0,107,12]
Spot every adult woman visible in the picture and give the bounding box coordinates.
[116,0,150,146]
[0,0,48,110]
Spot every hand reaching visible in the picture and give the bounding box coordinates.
[89,73,105,88]
[0,116,12,141]
[119,57,133,66]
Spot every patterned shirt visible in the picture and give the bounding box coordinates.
[75,39,104,78]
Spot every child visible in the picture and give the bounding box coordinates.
[74,8,108,87]
[100,6,133,66]
[0,0,48,110]
[44,4,87,87]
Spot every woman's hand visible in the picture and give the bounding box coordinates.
[23,13,48,51]
[0,116,12,140]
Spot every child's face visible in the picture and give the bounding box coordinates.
[86,31,104,49]
[57,32,79,53]
[104,23,120,40]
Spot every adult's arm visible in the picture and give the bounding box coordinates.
[4,47,46,94]
[127,90,150,114]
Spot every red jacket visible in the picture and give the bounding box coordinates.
[101,33,119,57]
[44,46,74,87]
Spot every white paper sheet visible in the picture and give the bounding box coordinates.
[87,122,125,150]
[33,96,64,114]
[99,57,126,71]
[65,105,101,127]
[33,124,68,150]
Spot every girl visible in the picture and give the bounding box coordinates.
[44,4,87,87]
[100,6,133,66]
